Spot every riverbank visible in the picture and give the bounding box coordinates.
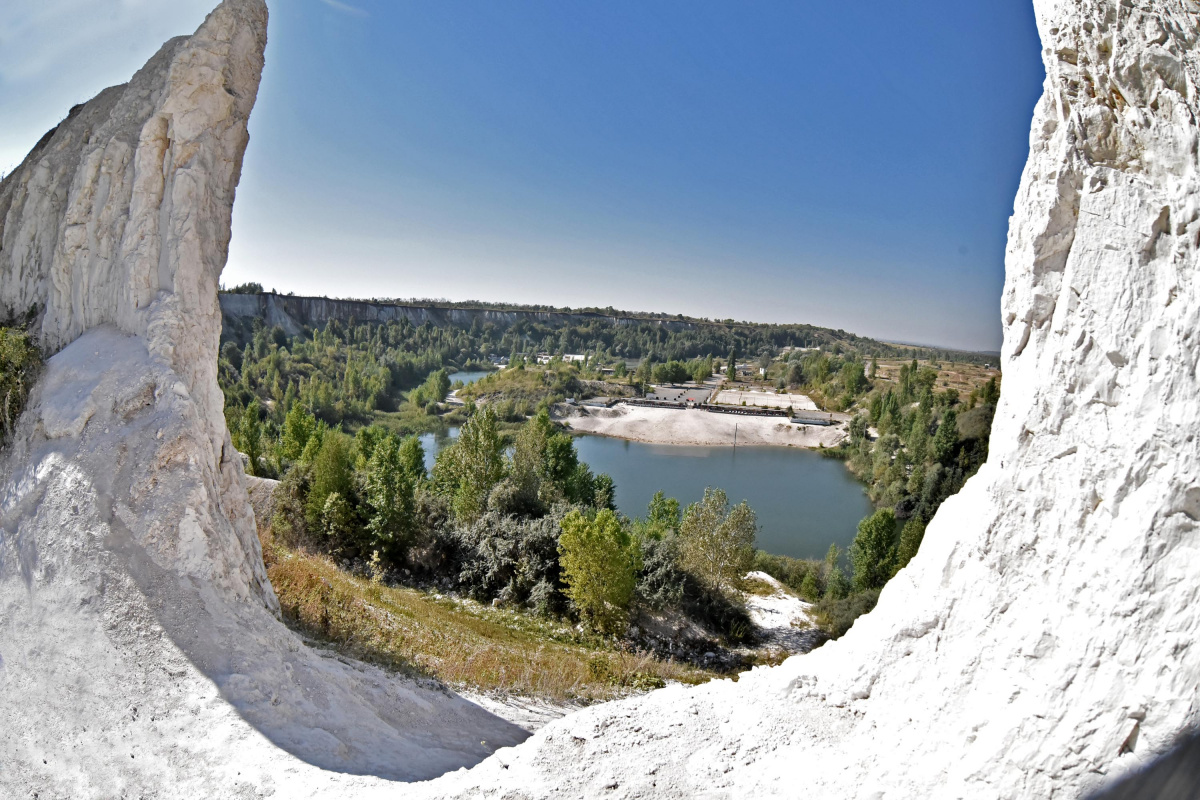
[557,402,849,448]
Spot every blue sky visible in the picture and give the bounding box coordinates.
[1,1,1044,352]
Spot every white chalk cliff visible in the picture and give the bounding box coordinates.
[0,2,529,797]
[1,0,1198,798]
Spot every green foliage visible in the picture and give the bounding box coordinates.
[281,404,317,462]
[433,406,505,523]
[411,368,451,409]
[399,435,426,481]
[450,510,567,615]
[0,327,40,444]
[306,433,354,531]
[364,434,419,559]
[321,491,356,541]
[678,488,757,592]
[850,509,897,592]
[932,408,959,464]
[895,517,926,573]
[559,509,639,635]
[813,588,880,639]
[229,401,265,477]
[752,550,825,601]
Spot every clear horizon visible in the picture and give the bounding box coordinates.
[2,1,1044,352]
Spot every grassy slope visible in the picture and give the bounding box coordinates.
[263,543,713,701]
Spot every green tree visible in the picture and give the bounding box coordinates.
[364,434,418,559]
[894,518,926,573]
[648,491,681,532]
[592,473,616,510]
[321,491,355,542]
[980,376,1001,406]
[932,409,958,464]
[398,435,426,481]
[306,433,354,530]
[678,488,757,592]
[237,401,263,477]
[433,406,505,522]
[850,508,897,591]
[558,509,639,635]
[280,403,316,462]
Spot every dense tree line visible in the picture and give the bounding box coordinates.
[755,365,1001,636]
[262,401,756,648]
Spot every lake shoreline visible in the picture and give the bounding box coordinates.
[556,402,850,449]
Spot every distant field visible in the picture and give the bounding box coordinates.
[714,390,819,411]
[873,359,1000,398]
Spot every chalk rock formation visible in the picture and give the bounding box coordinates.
[0,2,526,797]
[426,1,1200,797]
[3,0,1198,797]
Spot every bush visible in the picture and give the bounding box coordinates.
[0,328,40,443]
[813,589,880,639]
[449,509,567,615]
[559,509,639,635]
[636,534,687,610]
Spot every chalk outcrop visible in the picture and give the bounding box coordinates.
[0,3,527,797]
[2,0,1199,797]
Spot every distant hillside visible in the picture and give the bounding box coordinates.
[219,291,995,364]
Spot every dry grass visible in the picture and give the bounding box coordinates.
[265,545,713,701]
[742,576,778,597]
[873,359,1000,398]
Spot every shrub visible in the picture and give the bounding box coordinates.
[450,509,567,615]
[813,589,880,639]
[679,488,757,592]
[636,534,687,610]
[752,550,823,596]
[0,328,40,443]
[559,509,639,635]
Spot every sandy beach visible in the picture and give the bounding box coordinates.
[558,402,849,448]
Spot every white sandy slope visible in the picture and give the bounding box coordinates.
[0,328,533,797]
[560,403,848,448]
[742,571,819,654]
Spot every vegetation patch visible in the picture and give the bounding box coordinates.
[265,544,709,700]
[0,327,41,444]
